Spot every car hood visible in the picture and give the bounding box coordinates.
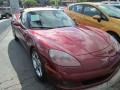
[30,26,114,56]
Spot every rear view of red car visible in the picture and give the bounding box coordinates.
[11,7,120,90]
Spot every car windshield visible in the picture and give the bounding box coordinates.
[99,5,120,19]
[28,10,75,29]
[113,5,120,9]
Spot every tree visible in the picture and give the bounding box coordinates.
[77,0,80,2]
[50,0,60,6]
[0,0,4,5]
[22,0,37,7]
[77,0,89,2]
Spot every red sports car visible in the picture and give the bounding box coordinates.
[11,8,120,90]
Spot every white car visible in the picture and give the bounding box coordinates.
[102,0,120,9]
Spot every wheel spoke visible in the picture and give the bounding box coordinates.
[33,60,37,69]
[38,67,42,76]
[36,66,42,77]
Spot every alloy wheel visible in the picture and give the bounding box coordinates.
[32,51,43,77]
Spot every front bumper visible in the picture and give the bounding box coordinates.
[86,66,120,90]
[45,53,120,90]
[56,65,120,90]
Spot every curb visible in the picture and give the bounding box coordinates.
[0,19,10,23]
[0,19,11,35]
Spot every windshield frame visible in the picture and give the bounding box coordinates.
[113,5,120,9]
[98,5,120,19]
[27,10,75,29]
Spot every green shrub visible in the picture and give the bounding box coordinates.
[22,0,37,7]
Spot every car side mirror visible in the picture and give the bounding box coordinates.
[93,15,101,22]
[73,18,79,26]
[12,21,21,26]
[12,21,26,29]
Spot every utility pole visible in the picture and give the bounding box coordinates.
[10,0,19,14]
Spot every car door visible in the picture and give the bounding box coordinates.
[20,12,31,50]
[82,5,108,30]
[14,12,29,50]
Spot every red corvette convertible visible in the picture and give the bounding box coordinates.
[11,8,120,90]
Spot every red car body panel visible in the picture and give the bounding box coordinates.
[29,26,117,71]
[11,10,120,90]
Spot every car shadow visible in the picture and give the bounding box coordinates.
[8,39,54,90]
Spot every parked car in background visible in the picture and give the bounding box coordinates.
[11,7,120,90]
[0,7,12,19]
[102,1,120,9]
[66,2,120,43]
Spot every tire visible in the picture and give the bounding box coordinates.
[0,14,1,19]
[6,14,10,19]
[31,49,46,81]
[12,27,19,41]
[108,32,120,43]
[0,15,3,20]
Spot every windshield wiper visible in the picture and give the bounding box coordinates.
[30,26,54,29]
[56,26,71,28]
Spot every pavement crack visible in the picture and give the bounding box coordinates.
[0,78,14,85]
[3,83,20,90]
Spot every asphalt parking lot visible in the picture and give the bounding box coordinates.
[0,19,120,90]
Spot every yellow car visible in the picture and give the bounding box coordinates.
[66,2,120,42]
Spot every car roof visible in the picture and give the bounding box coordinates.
[69,2,120,6]
[68,2,120,7]
[101,1,120,4]
[23,7,59,13]
[68,2,107,7]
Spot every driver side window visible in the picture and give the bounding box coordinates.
[83,5,100,17]
[69,4,83,13]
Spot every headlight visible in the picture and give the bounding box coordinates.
[110,36,120,51]
[49,49,80,66]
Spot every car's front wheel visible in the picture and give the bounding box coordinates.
[31,49,46,81]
